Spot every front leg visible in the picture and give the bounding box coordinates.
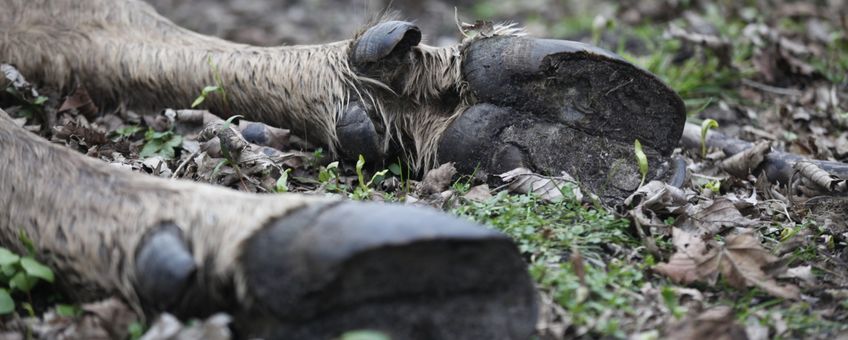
[0,110,537,339]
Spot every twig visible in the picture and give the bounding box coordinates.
[741,79,803,97]
[171,150,200,179]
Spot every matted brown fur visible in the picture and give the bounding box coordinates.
[0,0,521,171]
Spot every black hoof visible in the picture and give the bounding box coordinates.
[444,36,686,202]
[439,102,672,202]
[240,202,537,339]
[336,100,383,163]
[462,36,685,157]
[351,21,421,75]
[437,103,524,175]
[135,223,197,312]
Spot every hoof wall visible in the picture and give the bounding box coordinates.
[240,202,537,339]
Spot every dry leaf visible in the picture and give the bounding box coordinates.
[27,298,139,340]
[720,141,771,178]
[794,161,847,193]
[141,313,231,340]
[1,64,39,98]
[416,162,456,196]
[692,198,758,235]
[653,228,711,284]
[780,265,816,286]
[664,306,748,340]
[498,167,581,202]
[463,184,492,202]
[656,229,800,299]
[625,180,688,211]
[58,85,98,120]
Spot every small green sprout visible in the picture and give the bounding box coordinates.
[139,129,183,160]
[704,180,721,193]
[191,85,221,108]
[634,139,648,188]
[352,155,388,200]
[275,168,292,193]
[339,330,391,340]
[191,56,229,109]
[700,119,719,158]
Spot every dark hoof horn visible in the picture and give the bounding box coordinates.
[336,101,382,163]
[438,103,525,175]
[352,21,421,67]
[462,36,685,157]
[135,223,196,312]
[240,202,537,339]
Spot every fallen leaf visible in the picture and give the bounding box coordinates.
[691,198,758,235]
[656,229,800,299]
[140,313,231,340]
[416,163,456,196]
[664,306,748,340]
[626,180,688,211]
[1,64,39,98]
[780,265,816,286]
[720,141,771,178]
[58,85,98,120]
[28,298,138,340]
[653,228,710,284]
[463,184,492,202]
[498,167,582,202]
[793,161,847,193]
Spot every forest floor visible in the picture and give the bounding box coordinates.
[1,0,847,339]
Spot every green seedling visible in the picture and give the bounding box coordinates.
[191,56,229,109]
[700,119,719,158]
[352,155,388,200]
[139,129,183,160]
[276,168,292,193]
[634,139,648,188]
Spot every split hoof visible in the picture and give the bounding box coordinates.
[239,202,537,339]
[445,36,686,202]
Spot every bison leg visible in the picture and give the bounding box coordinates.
[438,36,686,202]
[0,110,537,339]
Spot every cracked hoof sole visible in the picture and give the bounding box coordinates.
[442,36,686,202]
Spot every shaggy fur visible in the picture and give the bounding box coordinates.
[0,0,521,171]
[0,0,529,318]
[0,109,334,314]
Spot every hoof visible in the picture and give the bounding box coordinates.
[462,36,685,156]
[440,103,670,201]
[445,36,686,202]
[351,21,421,75]
[135,223,197,313]
[239,202,537,339]
[336,100,383,163]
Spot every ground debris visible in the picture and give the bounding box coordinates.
[663,306,748,340]
[655,228,800,299]
[498,167,584,202]
[416,162,456,196]
[140,313,231,340]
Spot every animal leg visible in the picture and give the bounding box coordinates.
[0,110,537,339]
